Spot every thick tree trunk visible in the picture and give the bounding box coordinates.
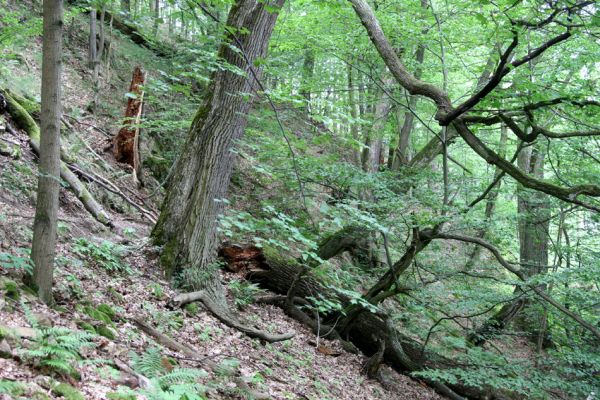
[152,0,285,307]
[514,144,550,344]
[29,0,64,305]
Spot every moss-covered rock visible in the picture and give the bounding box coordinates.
[83,306,112,325]
[51,382,84,400]
[96,324,116,340]
[75,321,96,334]
[96,304,117,321]
[3,279,20,300]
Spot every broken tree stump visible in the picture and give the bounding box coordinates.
[113,66,145,186]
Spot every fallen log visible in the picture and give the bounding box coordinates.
[0,89,112,227]
[220,244,513,400]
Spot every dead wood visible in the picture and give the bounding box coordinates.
[113,66,145,186]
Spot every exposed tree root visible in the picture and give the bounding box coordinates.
[170,290,295,343]
[0,89,112,227]
[131,317,270,399]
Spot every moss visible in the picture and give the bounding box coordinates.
[106,391,137,400]
[262,245,300,268]
[96,304,117,321]
[1,89,40,142]
[83,306,112,325]
[3,280,20,300]
[76,321,96,334]
[31,392,52,400]
[96,324,116,340]
[184,302,199,316]
[51,383,84,400]
[160,237,180,278]
[9,90,40,115]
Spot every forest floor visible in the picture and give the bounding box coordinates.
[0,2,444,399]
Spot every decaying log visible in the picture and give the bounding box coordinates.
[0,89,112,227]
[113,66,145,186]
[220,244,512,400]
[170,290,295,343]
[131,317,269,399]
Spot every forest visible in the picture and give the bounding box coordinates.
[0,0,598,398]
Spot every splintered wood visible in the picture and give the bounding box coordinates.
[113,66,144,185]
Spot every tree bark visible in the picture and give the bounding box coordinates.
[29,0,64,305]
[151,0,285,308]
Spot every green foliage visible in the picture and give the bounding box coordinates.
[227,279,265,309]
[73,238,131,274]
[0,379,26,396]
[3,279,21,300]
[0,247,32,275]
[19,301,97,377]
[130,348,209,399]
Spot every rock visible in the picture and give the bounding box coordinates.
[0,338,12,358]
[96,324,116,340]
[51,382,84,400]
[13,326,36,339]
[33,312,53,327]
[115,372,139,389]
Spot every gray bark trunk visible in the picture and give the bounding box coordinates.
[152,0,285,306]
[29,0,64,305]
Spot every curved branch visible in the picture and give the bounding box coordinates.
[453,120,600,205]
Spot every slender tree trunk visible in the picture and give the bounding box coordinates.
[464,124,507,269]
[28,0,64,305]
[152,0,285,307]
[299,47,315,114]
[391,37,425,170]
[361,83,392,173]
[153,0,160,36]
[347,62,361,166]
[88,8,97,67]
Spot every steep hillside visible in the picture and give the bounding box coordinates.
[0,2,443,399]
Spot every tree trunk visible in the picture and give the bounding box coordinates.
[514,143,550,344]
[347,62,361,166]
[151,0,285,307]
[113,66,145,185]
[29,0,64,305]
[361,76,393,173]
[299,47,315,114]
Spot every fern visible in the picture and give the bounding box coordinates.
[0,380,26,396]
[19,301,97,376]
[131,349,208,400]
[131,347,166,378]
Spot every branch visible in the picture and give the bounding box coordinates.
[434,233,600,341]
[453,120,600,206]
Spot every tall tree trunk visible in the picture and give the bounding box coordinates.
[347,62,361,166]
[361,75,393,173]
[464,124,507,270]
[28,0,64,305]
[391,25,426,170]
[153,0,160,36]
[152,0,285,306]
[299,47,315,114]
[515,143,550,344]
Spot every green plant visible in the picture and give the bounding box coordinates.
[0,247,33,274]
[0,380,26,396]
[73,238,131,274]
[130,348,208,399]
[19,301,97,377]
[150,282,165,300]
[227,279,265,309]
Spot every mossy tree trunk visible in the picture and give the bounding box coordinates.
[152,0,285,307]
[29,0,64,305]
